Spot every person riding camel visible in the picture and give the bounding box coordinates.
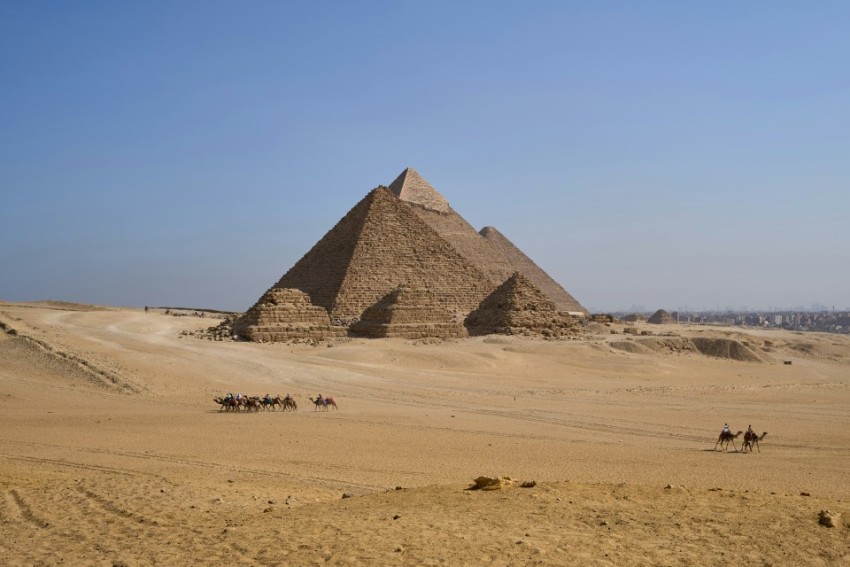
[722,423,730,435]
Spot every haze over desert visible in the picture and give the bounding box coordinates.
[1,301,849,565]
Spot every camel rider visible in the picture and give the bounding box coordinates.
[722,423,730,434]
[747,424,754,437]
[225,393,233,401]
[236,392,243,402]
[264,393,272,404]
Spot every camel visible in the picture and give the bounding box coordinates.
[715,429,743,451]
[276,396,297,412]
[309,396,338,411]
[240,397,262,412]
[214,397,240,412]
[742,431,768,452]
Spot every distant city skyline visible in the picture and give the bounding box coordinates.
[2,3,848,313]
[606,304,849,315]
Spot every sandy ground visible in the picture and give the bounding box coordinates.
[0,301,848,566]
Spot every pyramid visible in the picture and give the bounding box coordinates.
[271,187,494,324]
[388,167,451,213]
[464,272,577,337]
[389,169,587,315]
[350,285,467,339]
[231,288,346,341]
[647,309,676,324]
[480,226,587,315]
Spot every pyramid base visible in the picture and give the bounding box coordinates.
[242,324,347,342]
[350,322,467,340]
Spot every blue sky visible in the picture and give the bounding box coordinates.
[2,2,848,312]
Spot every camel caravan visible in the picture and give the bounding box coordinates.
[715,423,768,452]
[213,393,340,413]
[213,393,299,412]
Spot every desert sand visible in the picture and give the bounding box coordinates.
[1,301,849,566]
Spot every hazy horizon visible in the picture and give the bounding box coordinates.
[2,3,848,313]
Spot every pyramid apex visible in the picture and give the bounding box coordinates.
[388,167,451,213]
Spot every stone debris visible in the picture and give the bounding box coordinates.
[818,510,841,528]
[470,476,518,491]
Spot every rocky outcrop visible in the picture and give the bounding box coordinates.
[690,338,764,362]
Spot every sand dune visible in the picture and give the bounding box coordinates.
[1,302,849,565]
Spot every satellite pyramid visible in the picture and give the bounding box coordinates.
[648,309,676,324]
[479,226,586,315]
[269,186,493,324]
[464,272,577,337]
[350,285,467,339]
[231,288,345,342]
[389,168,587,315]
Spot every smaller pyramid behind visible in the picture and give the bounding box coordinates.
[232,288,346,342]
[647,309,676,324]
[465,272,577,338]
[350,285,467,339]
[388,169,584,310]
[388,167,451,213]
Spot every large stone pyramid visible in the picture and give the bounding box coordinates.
[464,272,577,337]
[271,186,493,324]
[389,168,587,315]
